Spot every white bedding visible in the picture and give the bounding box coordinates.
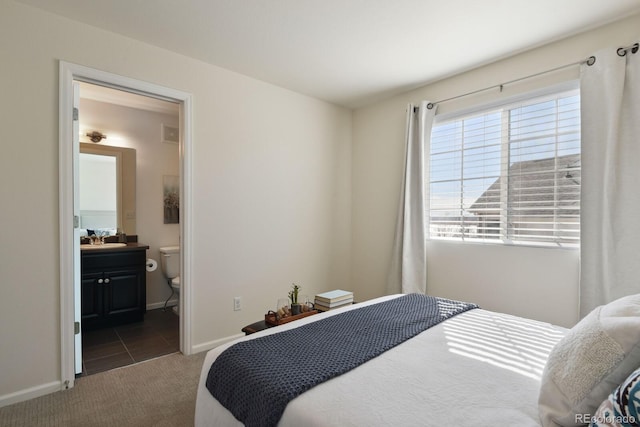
[195,295,567,427]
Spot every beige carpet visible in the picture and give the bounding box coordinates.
[0,352,206,427]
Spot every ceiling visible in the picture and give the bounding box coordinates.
[17,0,640,108]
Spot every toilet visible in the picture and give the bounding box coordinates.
[159,246,180,315]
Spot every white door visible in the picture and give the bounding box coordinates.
[72,81,83,374]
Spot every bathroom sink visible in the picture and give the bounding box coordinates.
[80,243,127,249]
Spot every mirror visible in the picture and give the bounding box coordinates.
[79,143,136,235]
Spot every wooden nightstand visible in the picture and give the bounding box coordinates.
[241,320,275,335]
[241,309,319,335]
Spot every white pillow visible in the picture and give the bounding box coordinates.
[538,293,640,427]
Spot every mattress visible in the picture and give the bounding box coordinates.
[195,294,567,426]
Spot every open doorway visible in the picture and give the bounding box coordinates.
[78,82,181,375]
[59,62,193,389]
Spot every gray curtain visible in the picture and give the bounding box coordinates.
[580,44,640,317]
[387,101,437,294]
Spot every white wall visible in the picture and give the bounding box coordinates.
[351,13,640,328]
[0,1,351,404]
[79,98,181,309]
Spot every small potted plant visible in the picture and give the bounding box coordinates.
[289,283,301,315]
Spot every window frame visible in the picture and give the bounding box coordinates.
[426,81,581,249]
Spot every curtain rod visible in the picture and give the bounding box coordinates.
[617,42,639,57]
[424,55,596,110]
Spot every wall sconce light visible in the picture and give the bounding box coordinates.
[86,131,107,143]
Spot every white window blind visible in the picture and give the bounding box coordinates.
[428,89,580,246]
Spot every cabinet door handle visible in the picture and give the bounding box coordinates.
[97,278,104,284]
[104,278,111,284]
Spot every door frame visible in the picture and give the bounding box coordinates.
[59,61,194,389]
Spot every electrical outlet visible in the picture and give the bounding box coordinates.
[233,296,242,311]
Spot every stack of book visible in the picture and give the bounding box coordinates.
[314,289,354,311]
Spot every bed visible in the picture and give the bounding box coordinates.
[195,293,640,427]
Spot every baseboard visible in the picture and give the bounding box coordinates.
[191,333,244,354]
[146,299,178,311]
[0,380,62,408]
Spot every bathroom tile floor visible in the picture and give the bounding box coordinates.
[80,308,180,376]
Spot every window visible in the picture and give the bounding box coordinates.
[428,88,580,246]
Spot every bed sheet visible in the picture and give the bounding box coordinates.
[195,295,566,427]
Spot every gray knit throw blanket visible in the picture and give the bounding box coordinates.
[206,293,478,427]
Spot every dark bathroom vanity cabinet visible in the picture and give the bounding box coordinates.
[81,244,149,331]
